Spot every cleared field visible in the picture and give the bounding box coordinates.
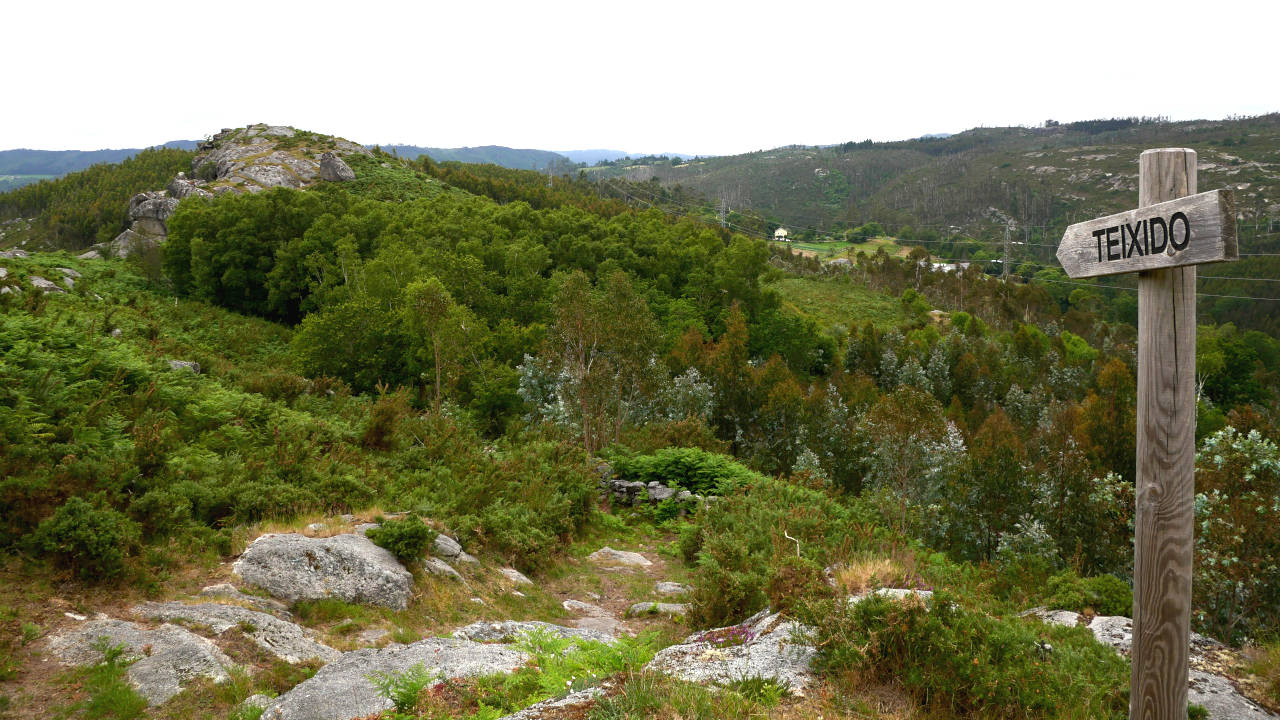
[774,235,910,259]
[771,276,911,332]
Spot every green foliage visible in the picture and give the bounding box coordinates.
[1194,427,1280,643]
[388,415,596,570]
[72,638,148,720]
[1248,640,1280,706]
[725,676,790,707]
[681,474,877,627]
[368,662,439,713]
[370,629,661,720]
[1045,572,1132,617]
[801,593,1129,719]
[0,147,193,248]
[587,673,770,720]
[31,497,139,581]
[610,447,763,495]
[365,516,436,563]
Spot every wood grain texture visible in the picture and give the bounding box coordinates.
[1132,148,1197,720]
[1056,189,1236,279]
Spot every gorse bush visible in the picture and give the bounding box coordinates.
[366,516,435,563]
[800,593,1129,719]
[680,475,878,627]
[610,447,764,495]
[387,415,596,571]
[1045,571,1132,617]
[30,498,138,581]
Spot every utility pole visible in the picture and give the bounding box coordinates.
[1002,223,1011,281]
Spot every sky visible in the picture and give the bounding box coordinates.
[4,0,1278,156]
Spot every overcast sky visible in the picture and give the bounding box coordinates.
[5,0,1276,156]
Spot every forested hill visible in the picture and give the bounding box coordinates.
[2,124,1279,717]
[376,144,571,171]
[0,142,198,175]
[583,115,1280,242]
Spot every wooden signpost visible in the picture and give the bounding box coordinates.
[1057,149,1237,720]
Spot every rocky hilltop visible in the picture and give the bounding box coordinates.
[100,124,368,258]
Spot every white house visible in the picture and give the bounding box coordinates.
[773,227,790,242]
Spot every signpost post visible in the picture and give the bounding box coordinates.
[1056,148,1237,720]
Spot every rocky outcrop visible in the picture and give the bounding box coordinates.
[28,276,63,294]
[101,124,370,258]
[198,583,291,615]
[134,601,340,664]
[47,618,234,705]
[453,620,615,646]
[166,173,213,200]
[128,191,180,236]
[192,124,368,193]
[423,556,464,582]
[625,602,688,618]
[233,532,414,610]
[645,608,817,696]
[260,638,528,720]
[1033,610,1276,719]
[562,600,625,637]
[587,547,652,569]
[654,582,690,596]
[495,687,607,720]
[319,152,356,182]
[500,568,533,586]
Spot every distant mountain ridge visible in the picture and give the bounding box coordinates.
[376,145,569,171]
[0,141,199,176]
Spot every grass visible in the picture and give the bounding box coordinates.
[775,235,910,260]
[1248,641,1280,707]
[770,276,912,332]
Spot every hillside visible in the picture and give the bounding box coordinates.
[0,142,199,191]
[1,123,1278,720]
[378,144,570,171]
[583,115,1280,245]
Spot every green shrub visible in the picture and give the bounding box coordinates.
[365,516,435,563]
[1045,572,1132,617]
[682,475,877,627]
[610,447,764,495]
[31,498,139,581]
[800,593,1129,719]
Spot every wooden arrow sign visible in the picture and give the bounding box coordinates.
[1056,188,1237,278]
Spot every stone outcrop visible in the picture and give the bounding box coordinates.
[1033,610,1276,719]
[198,583,291,615]
[166,173,213,200]
[587,547,652,569]
[134,601,340,664]
[562,600,625,637]
[453,620,615,646]
[47,618,234,705]
[645,608,817,696]
[319,152,356,182]
[626,602,688,618]
[102,124,370,258]
[499,568,533,586]
[233,532,414,610]
[494,687,607,720]
[28,276,63,294]
[260,638,528,720]
[654,581,690,596]
[423,556,464,582]
[192,125,367,193]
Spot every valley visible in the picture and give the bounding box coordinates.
[0,120,1277,720]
